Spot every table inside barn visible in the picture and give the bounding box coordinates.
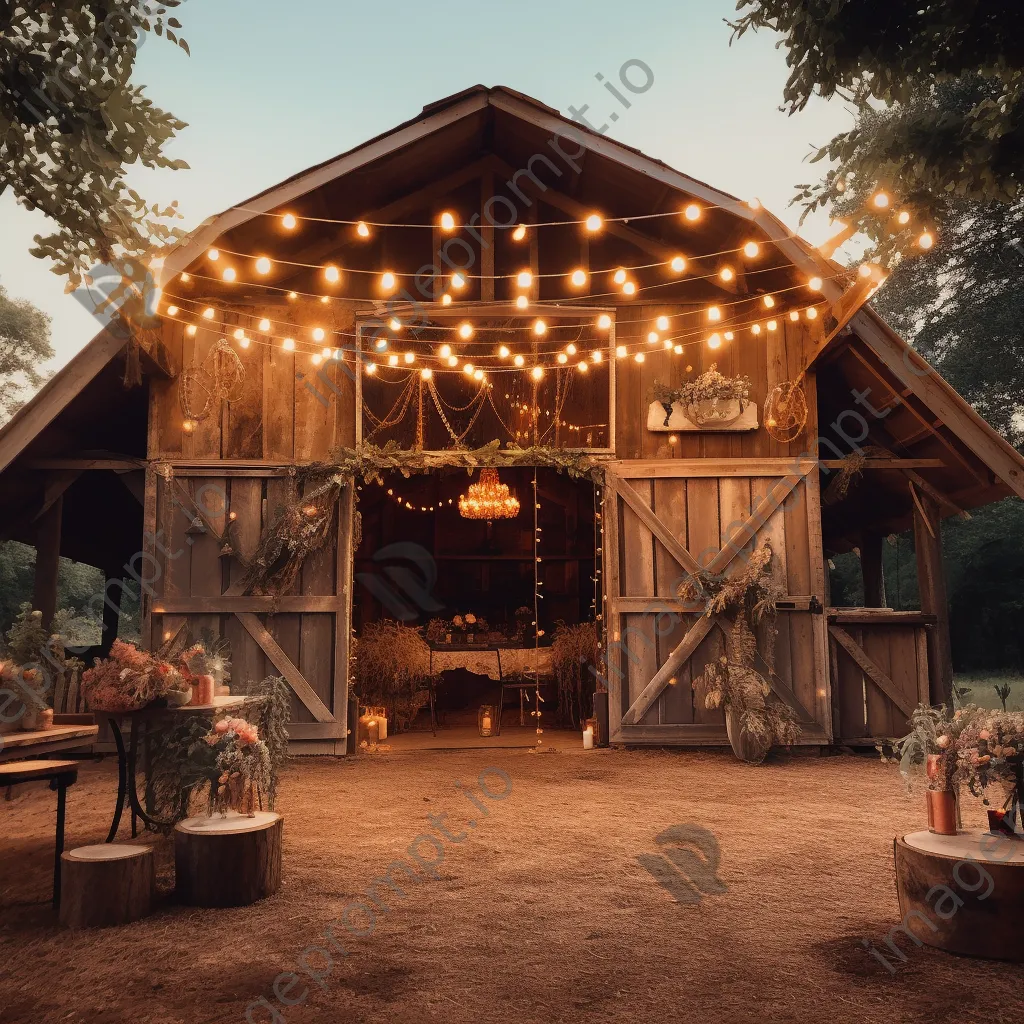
[0,722,100,762]
[427,643,552,734]
[106,695,246,842]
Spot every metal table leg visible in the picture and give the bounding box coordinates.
[106,717,128,843]
[107,715,179,840]
[50,771,75,909]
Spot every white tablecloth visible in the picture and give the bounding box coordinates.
[429,647,552,681]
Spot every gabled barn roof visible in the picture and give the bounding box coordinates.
[1,85,1022,535]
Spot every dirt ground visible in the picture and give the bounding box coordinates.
[2,746,1023,1024]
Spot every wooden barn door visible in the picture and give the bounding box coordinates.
[602,460,831,745]
[149,471,353,753]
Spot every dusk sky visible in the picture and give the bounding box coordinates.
[0,0,853,375]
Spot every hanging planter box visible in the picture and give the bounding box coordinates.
[647,399,758,433]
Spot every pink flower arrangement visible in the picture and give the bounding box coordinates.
[213,716,260,746]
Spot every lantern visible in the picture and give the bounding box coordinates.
[478,705,496,737]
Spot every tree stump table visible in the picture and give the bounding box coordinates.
[894,830,1024,961]
[60,844,155,928]
[175,811,283,907]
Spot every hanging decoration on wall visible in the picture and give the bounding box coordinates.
[458,468,521,520]
[763,380,809,443]
[647,365,757,433]
[179,338,247,428]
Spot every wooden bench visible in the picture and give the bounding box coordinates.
[0,759,78,907]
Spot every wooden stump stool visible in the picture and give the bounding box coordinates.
[895,830,1024,961]
[60,844,155,928]
[175,811,283,907]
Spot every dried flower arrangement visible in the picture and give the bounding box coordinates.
[679,543,800,754]
[81,639,185,713]
[191,716,271,816]
[954,709,1024,801]
[551,620,601,729]
[353,620,432,731]
[652,365,752,426]
[1,604,67,728]
[890,703,974,792]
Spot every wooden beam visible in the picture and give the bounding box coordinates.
[32,494,63,630]
[818,459,944,470]
[479,168,495,302]
[828,624,915,718]
[608,478,699,575]
[235,613,335,723]
[25,458,146,471]
[912,489,953,706]
[154,596,339,614]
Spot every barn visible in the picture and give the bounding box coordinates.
[2,85,1022,754]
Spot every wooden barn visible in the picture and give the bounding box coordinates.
[2,85,1023,754]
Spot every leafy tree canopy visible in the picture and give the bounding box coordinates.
[0,1,190,288]
[0,283,54,421]
[731,2,1024,258]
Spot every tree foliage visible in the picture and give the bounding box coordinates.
[0,283,54,421]
[731,2,1024,259]
[0,1,190,287]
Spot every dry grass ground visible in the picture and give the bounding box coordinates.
[2,747,1023,1024]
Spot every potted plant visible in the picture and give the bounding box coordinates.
[893,704,973,835]
[550,621,601,729]
[352,621,432,732]
[680,542,799,762]
[653,365,752,428]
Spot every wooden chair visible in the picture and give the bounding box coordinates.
[0,759,78,908]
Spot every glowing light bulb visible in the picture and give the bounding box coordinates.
[461,362,473,376]
[381,271,396,291]
[684,203,701,222]
[258,318,271,332]
[566,343,577,356]
[634,352,646,363]
[253,257,272,276]
[321,347,332,359]
[790,310,800,322]
[585,214,603,232]
[439,344,452,359]
[517,270,533,289]
[442,294,453,306]
[309,328,324,343]
[656,315,670,331]
[312,354,323,367]
[872,192,890,209]
[647,331,660,345]
[719,266,735,283]
[288,291,298,300]
[402,351,414,364]
[357,221,370,238]
[533,319,547,336]
[186,324,197,337]
[180,273,191,283]
[166,305,179,316]
[239,336,251,349]
[283,338,296,351]
[440,211,456,231]
[459,322,474,340]
[743,242,760,258]
[208,248,220,261]
[451,272,466,290]
[282,213,298,229]
[514,354,525,367]
[513,223,527,241]
[809,276,824,291]
[320,296,330,304]
[707,306,721,322]
[324,265,340,284]
[592,350,603,363]
[233,328,246,341]
[558,353,568,364]
[388,354,399,366]
[918,231,934,249]
[751,324,762,336]
[663,339,673,349]
[389,318,402,331]
[421,368,432,380]
[673,344,683,354]
[474,369,484,381]
[615,345,627,358]
[671,256,687,273]
[806,307,819,320]
[597,314,612,330]
[859,264,872,278]
[202,307,215,320]
[623,281,637,296]
[897,211,911,226]
[448,355,459,367]
[570,269,587,287]
[222,267,237,282]
[516,295,529,309]
[763,295,776,308]
[499,345,510,359]
[577,361,589,372]
[531,366,544,380]
[365,362,377,374]
[724,332,735,341]
[708,334,722,349]
[767,320,778,332]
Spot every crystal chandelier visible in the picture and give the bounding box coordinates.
[458,468,520,520]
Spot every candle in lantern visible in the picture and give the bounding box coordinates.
[377,715,388,741]
[367,718,379,744]
[482,713,492,733]
[583,725,595,750]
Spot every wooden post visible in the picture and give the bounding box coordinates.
[861,531,886,608]
[33,494,63,629]
[913,490,953,706]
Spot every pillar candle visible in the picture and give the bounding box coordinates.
[378,716,388,741]
[583,725,594,750]
[367,719,379,743]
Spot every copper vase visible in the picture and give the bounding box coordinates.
[926,789,958,836]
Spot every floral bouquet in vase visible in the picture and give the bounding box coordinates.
[192,716,271,817]
[954,710,1024,838]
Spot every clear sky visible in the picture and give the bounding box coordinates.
[0,0,852,374]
